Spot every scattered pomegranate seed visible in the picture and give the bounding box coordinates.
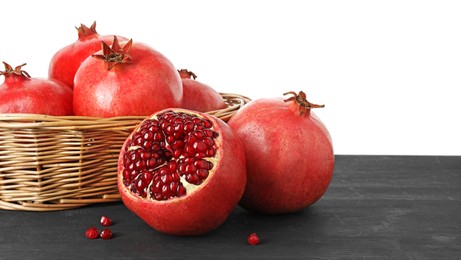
[100,215,112,226]
[100,229,113,240]
[247,232,260,245]
[85,227,99,239]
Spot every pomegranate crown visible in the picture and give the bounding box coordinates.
[76,21,98,39]
[178,69,197,80]
[0,62,31,78]
[92,36,133,70]
[284,91,324,116]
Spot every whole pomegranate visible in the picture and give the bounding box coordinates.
[73,36,183,117]
[117,108,246,236]
[0,62,73,115]
[228,91,334,214]
[48,21,126,88]
[178,69,226,112]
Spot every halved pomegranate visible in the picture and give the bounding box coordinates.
[117,109,246,236]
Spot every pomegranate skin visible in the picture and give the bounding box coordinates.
[0,63,73,115]
[117,109,246,236]
[178,70,226,112]
[228,95,334,214]
[73,39,183,117]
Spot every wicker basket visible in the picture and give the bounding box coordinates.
[0,93,250,211]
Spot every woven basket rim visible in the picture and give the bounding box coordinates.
[0,93,250,126]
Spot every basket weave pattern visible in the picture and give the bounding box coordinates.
[0,93,250,211]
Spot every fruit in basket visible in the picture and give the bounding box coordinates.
[228,91,334,214]
[73,36,182,117]
[117,108,246,236]
[49,21,127,89]
[178,69,226,112]
[0,62,73,115]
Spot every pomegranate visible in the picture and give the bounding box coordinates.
[73,36,183,117]
[0,62,73,115]
[48,21,126,88]
[228,91,334,214]
[117,109,246,236]
[178,69,226,112]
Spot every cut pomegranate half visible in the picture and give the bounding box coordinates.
[117,109,246,236]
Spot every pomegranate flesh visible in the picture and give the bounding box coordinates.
[118,109,246,236]
[228,91,334,214]
[178,69,226,112]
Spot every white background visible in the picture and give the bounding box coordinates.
[1,0,460,155]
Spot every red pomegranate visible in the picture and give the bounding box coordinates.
[0,62,73,115]
[73,36,183,117]
[228,91,334,214]
[178,69,226,112]
[117,109,246,236]
[48,21,126,88]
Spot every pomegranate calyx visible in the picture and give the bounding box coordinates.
[178,69,197,80]
[0,62,31,78]
[76,21,98,39]
[284,91,324,116]
[92,36,133,70]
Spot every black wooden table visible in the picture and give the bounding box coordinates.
[1,155,460,259]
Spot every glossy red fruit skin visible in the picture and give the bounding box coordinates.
[73,39,183,117]
[48,22,126,88]
[0,64,73,115]
[178,70,226,112]
[117,108,246,236]
[228,95,334,214]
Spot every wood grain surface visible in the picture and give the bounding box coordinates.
[0,155,459,259]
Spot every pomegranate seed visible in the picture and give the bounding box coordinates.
[100,216,112,226]
[184,122,194,131]
[193,141,207,153]
[247,233,260,245]
[185,163,197,174]
[203,137,214,146]
[197,169,209,179]
[143,131,154,140]
[202,119,212,128]
[193,130,204,139]
[100,229,113,240]
[85,227,99,239]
